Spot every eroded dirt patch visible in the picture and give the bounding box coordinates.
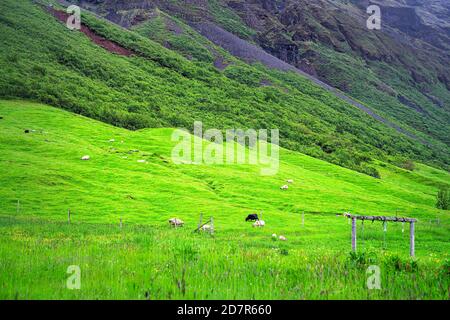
[49,8,135,57]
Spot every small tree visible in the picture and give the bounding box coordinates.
[436,188,449,210]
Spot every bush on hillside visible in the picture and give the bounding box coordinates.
[436,188,449,210]
[400,160,416,171]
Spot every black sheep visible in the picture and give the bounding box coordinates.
[245,214,259,222]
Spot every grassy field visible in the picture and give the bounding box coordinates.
[0,100,448,299]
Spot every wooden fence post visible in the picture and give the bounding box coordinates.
[410,221,415,257]
[345,214,416,256]
[351,217,357,252]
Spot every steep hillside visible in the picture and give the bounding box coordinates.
[2,99,449,222]
[0,0,448,177]
[73,0,450,150]
[0,100,449,299]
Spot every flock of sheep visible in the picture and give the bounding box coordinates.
[280,179,294,190]
[167,179,295,241]
[168,216,287,241]
[81,149,292,241]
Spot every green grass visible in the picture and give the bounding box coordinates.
[0,100,448,299]
[0,0,448,178]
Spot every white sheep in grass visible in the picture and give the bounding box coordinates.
[287,179,294,184]
[169,218,184,227]
[200,224,212,231]
[252,220,265,227]
[280,185,289,190]
[279,235,287,241]
[81,155,90,161]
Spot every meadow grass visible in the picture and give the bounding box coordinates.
[0,100,448,299]
[0,215,448,300]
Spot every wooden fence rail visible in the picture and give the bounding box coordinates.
[344,213,416,257]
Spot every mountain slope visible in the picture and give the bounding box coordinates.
[76,0,449,149]
[0,0,448,176]
[1,99,448,237]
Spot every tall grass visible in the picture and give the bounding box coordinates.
[0,215,448,300]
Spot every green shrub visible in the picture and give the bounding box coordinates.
[401,160,416,171]
[436,188,449,210]
[383,254,418,272]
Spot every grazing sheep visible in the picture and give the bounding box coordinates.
[272,233,277,238]
[280,185,289,190]
[279,235,287,241]
[24,129,30,134]
[81,155,90,161]
[137,160,147,163]
[169,218,184,227]
[245,213,259,222]
[287,179,294,184]
[200,224,212,231]
[252,220,265,227]
[109,139,115,142]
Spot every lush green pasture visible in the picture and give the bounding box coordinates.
[0,100,448,299]
[1,216,448,300]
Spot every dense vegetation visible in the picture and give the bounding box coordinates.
[0,0,448,178]
[0,100,448,299]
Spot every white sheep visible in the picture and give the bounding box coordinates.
[280,185,289,190]
[279,235,287,241]
[81,155,90,161]
[287,179,294,184]
[200,224,212,231]
[137,160,147,163]
[272,233,277,238]
[252,220,265,227]
[169,218,184,227]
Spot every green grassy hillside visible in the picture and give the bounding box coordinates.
[0,100,448,299]
[0,0,448,178]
